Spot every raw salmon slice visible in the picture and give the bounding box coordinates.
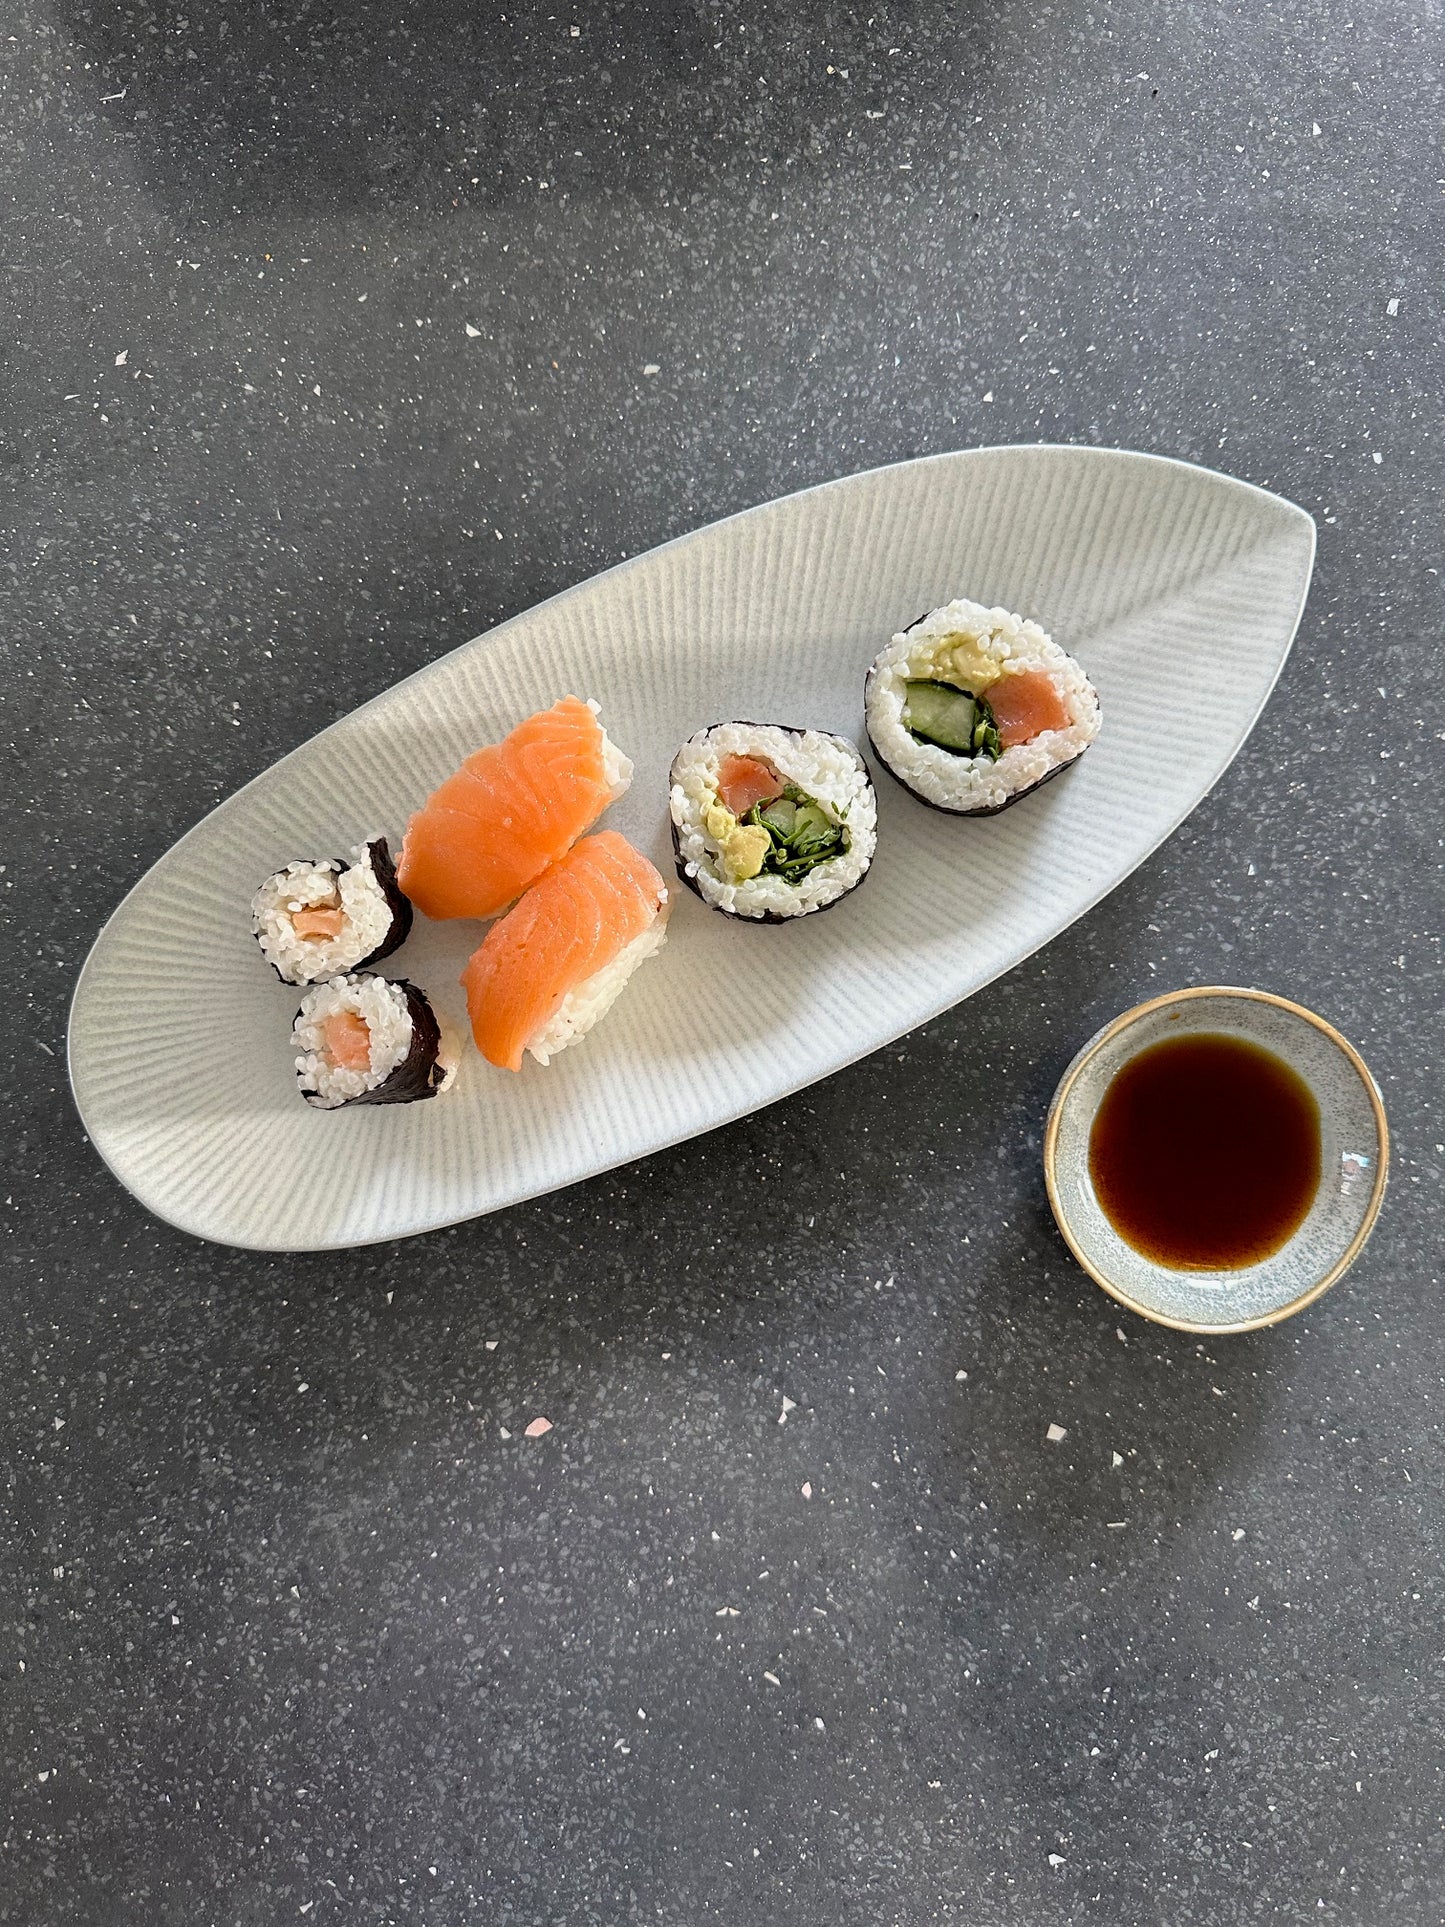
[988,669,1073,748]
[715,753,784,816]
[397,697,631,920]
[462,831,668,1071]
[291,906,345,942]
[322,1009,373,1071]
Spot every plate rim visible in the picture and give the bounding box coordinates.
[68,442,1319,1250]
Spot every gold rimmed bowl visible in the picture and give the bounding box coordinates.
[1044,987,1389,1334]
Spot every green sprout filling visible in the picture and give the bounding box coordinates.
[743,784,850,885]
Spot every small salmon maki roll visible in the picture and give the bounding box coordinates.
[398,697,633,920]
[462,832,669,1070]
[252,837,412,985]
[292,974,458,1109]
[865,599,1100,815]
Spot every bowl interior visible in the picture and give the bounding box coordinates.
[1047,990,1387,1331]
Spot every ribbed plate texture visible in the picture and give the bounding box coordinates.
[69,446,1315,1249]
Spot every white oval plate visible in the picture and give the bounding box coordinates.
[69,446,1315,1251]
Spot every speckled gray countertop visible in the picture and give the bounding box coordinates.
[3,3,1443,1922]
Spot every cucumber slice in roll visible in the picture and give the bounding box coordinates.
[902,681,1002,761]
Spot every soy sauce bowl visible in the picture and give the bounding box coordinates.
[1044,987,1389,1334]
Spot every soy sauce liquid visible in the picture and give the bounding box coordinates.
[1088,1032,1321,1269]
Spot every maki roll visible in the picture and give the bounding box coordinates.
[253,838,412,985]
[462,832,669,1070]
[865,599,1101,815]
[292,973,457,1109]
[397,696,633,920]
[669,723,876,921]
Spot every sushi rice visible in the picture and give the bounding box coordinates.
[866,599,1100,814]
[670,723,877,920]
[527,919,670,1066]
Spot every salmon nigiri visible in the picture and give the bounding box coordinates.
[462,831,669,1070]
[397,697,632,920]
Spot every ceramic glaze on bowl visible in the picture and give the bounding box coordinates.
[69,445,1316,1250]
[1044,987,1389,1332]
